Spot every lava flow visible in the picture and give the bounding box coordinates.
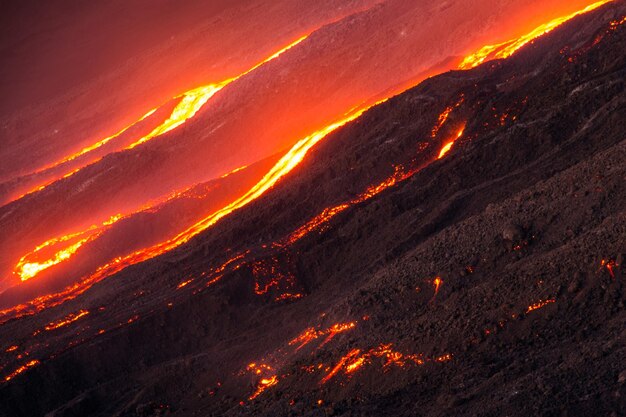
[13,211,128,282]
[526,299,556,313]
[438,126,466,159]
[320,344,451,384]
[0,105,377,321]
[11,36,309,203]
[11,162,253,284]
[2,1,610,322]
[44,309,89,331]
[282,124,466,246]
[459,0,613,69]
[282,165,418,246]
[3,359,40,382]
[431,96,464,138]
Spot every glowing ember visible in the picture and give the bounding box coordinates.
[246,363,278,400]
[274,293,304,302]
[176,279,193,289]
[435,353,453,363]
[345,356,366,373]
[3,359,40,382]
[247,363,273,375]
[431,96,464,138]
[289,327,320,350]
[44,310,90,331]
[433,277,443,295]
[289,322,357,351]
[320,343,444,383]
[320,348,361,384]
[320,322,357,347]
[600,259,618,279]
[252,256,297,296]
[249,375,278,400]
[5,345,18,353]
[438,126,466,159]
[526,299,556,313]
[459,0,613,69]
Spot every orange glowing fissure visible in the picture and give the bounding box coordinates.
[458,0,613,69]
[437,125,466,159]
[282,163,417,246]
[249,375,278,400]
[15,36,309,201]
[3,359,40,382]
[320,343,451,384]
[526,299,556,313]
[44,309,89,331]
[289,322,357,350]
[281,123,465,246]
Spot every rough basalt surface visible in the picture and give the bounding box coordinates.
[1,2,625,416]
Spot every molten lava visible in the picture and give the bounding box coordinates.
[44,309,89,331]
[438,126,466,159]
[289,322,357,351]
[126,84,231,149]
[320,343,449,384]
[13,212,126,282]
[0,105,377,322]
[16,237,91,282]
[459,0,613,69]
[249,375,278,400]
[320,348,361,384]
[526,299,556,313]
[283,165,418,245]
[433,277,443,296]
[11,36,309,204]
[48,108,158,168]
[431,97,464,138]
[3,359,40,382]
[12,162,254,284]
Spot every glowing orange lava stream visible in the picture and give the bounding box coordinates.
[12,163,250,283]
[459,0,613,69]
[13,36,309,202]
[44,309,89,331]
[438,126,466,159]
[3,359,40,382]
[1,105,378,322]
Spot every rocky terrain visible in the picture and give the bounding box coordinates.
[1,1,625,416]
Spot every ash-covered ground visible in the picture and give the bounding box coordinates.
[1,1,626,416]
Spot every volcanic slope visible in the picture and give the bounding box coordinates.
[1,1,626,416]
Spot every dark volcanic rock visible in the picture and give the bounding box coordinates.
[1,2,626,417]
